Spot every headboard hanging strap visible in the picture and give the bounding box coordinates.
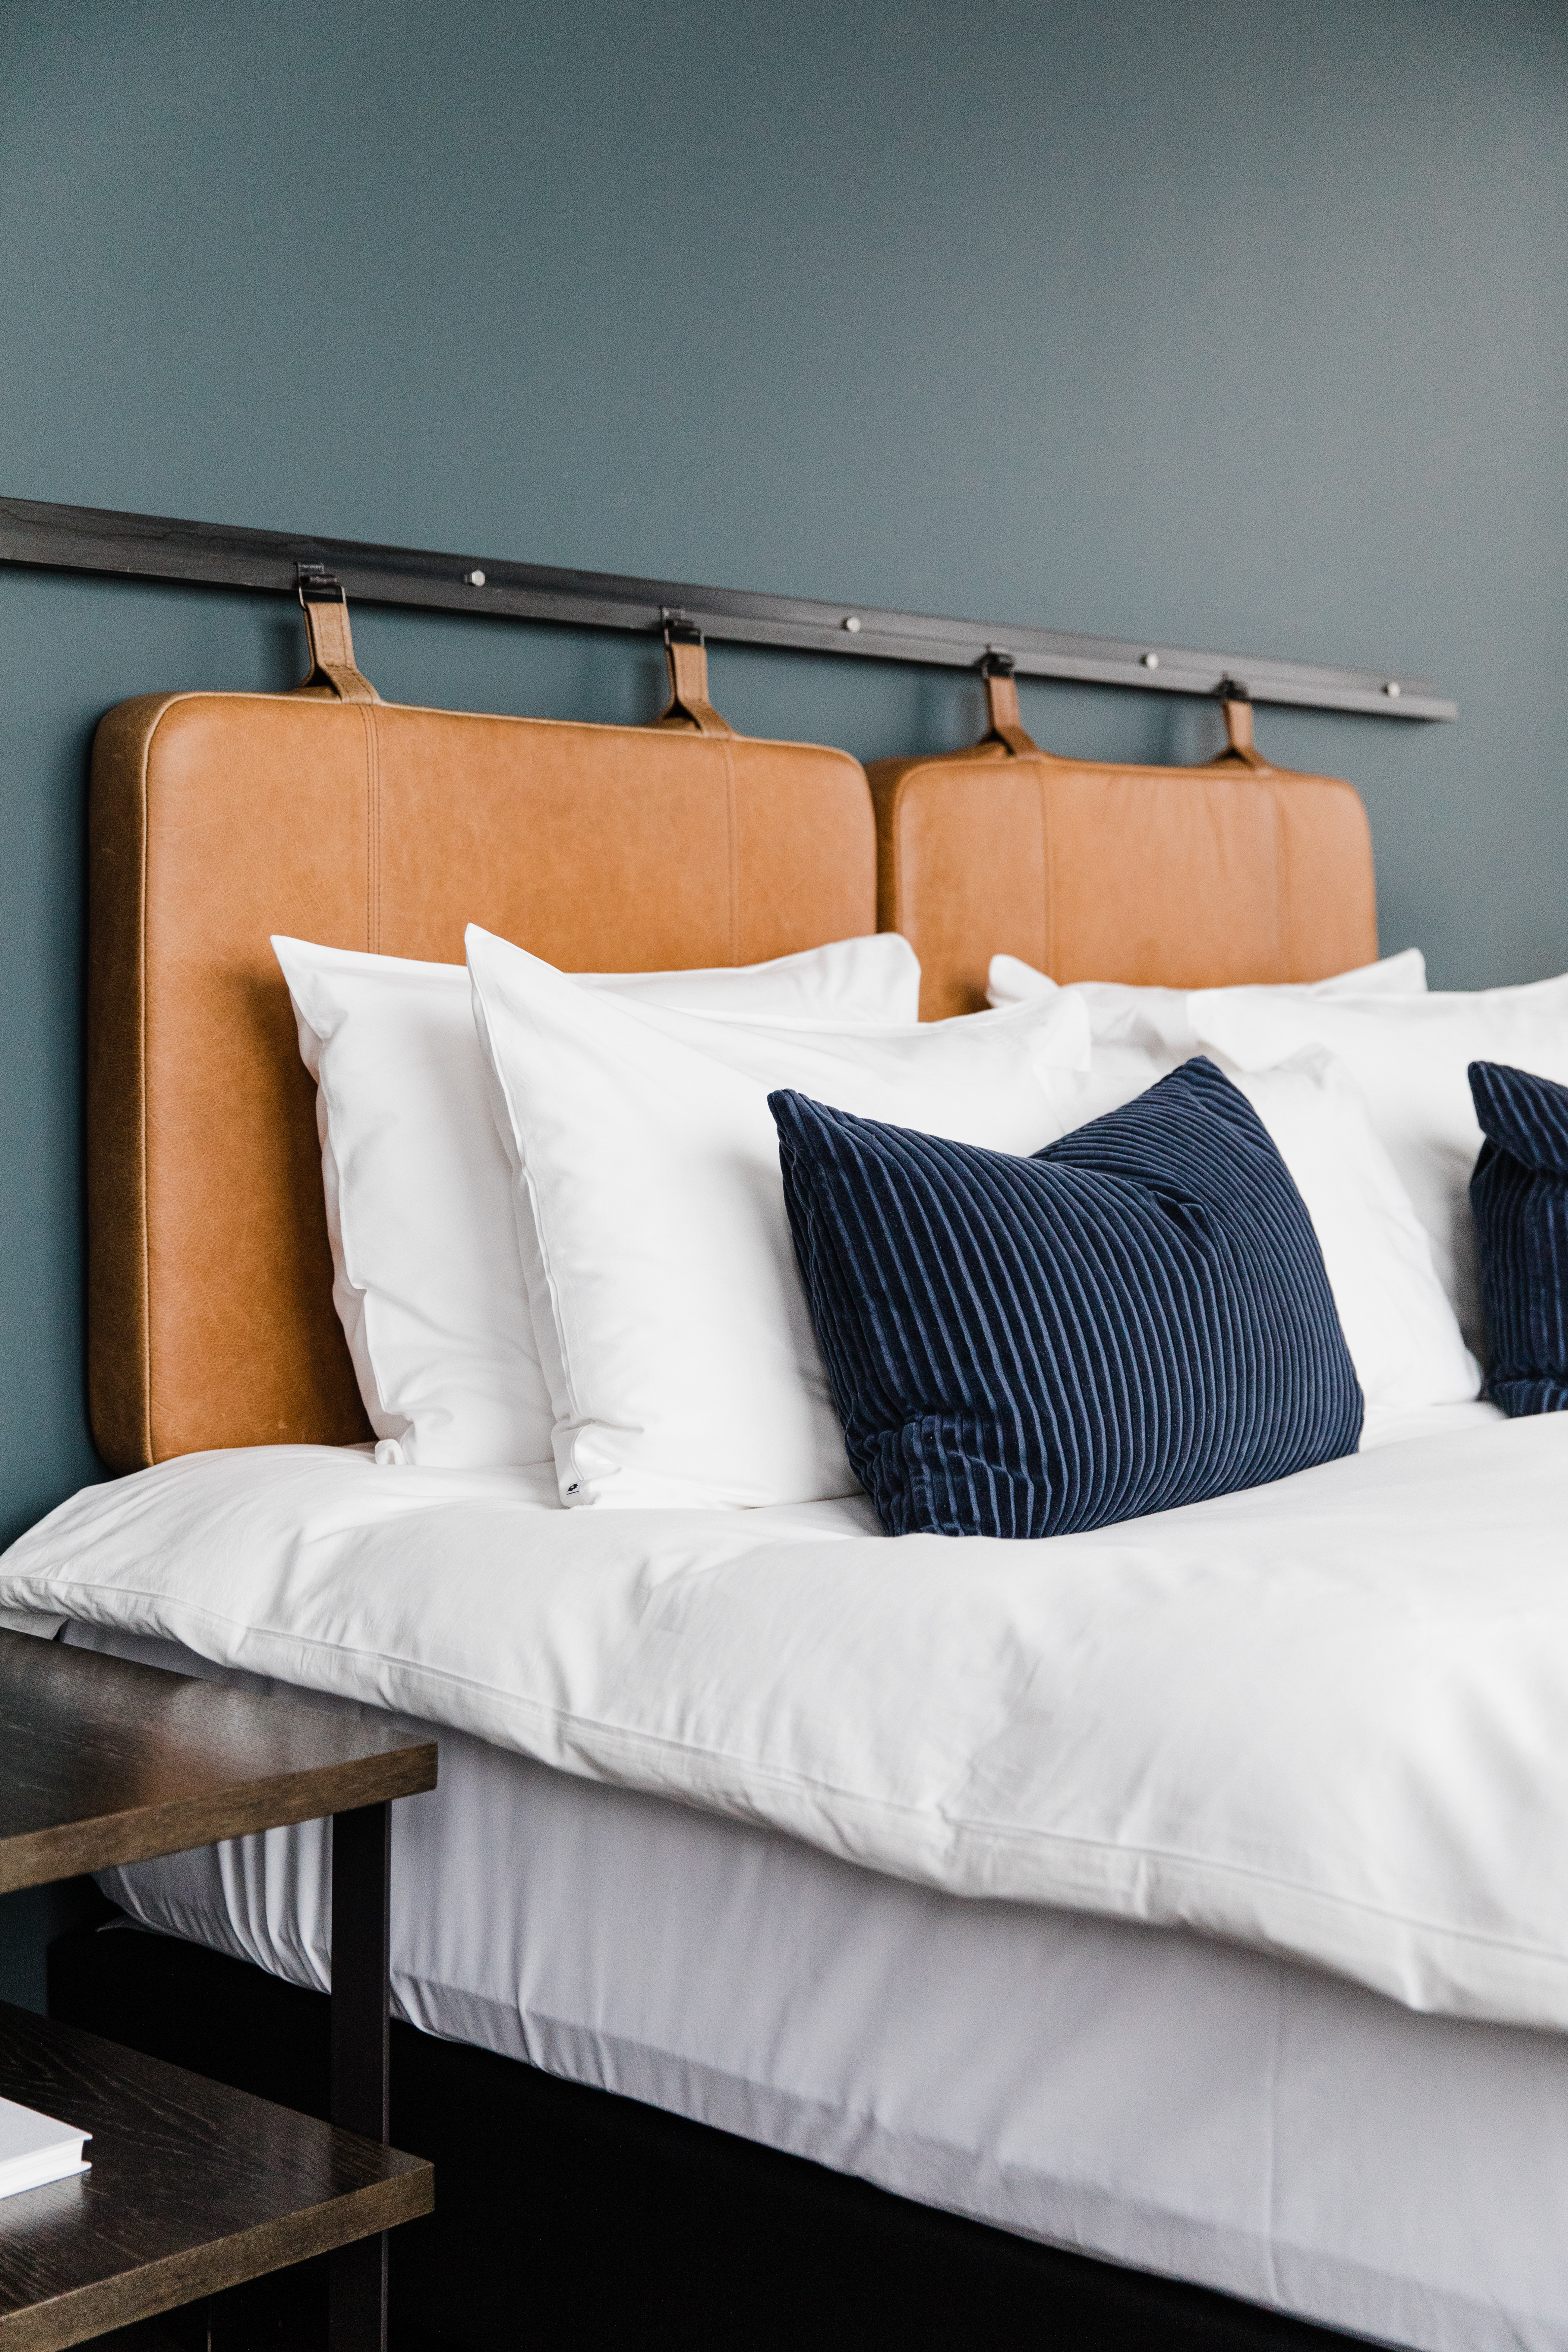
[1211,678,1273,774]
[655,615,737,738]
[978,652,1039,757]
[293,567,382,704]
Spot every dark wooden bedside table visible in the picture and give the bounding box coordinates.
[0,1629,438,2352]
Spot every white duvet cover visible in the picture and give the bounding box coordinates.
[6,1404,1567,2033]
[77,1626,1568,2352]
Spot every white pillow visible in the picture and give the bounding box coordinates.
[466,924,1092,1510]
[574,936,921,1019]
[987,947,1427,1045]
[1225,1052,1480,1427]
[1191,976,1568,1362]
[1030,1038,1479,1427]
[273,932,923,1469]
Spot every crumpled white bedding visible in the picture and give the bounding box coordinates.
[4,1402,1567,2032]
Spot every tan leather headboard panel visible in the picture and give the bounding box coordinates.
[89,687,876,1470]
[870,719,1378,1021]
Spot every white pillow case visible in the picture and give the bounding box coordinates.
[984,945,1478,1414]
[1038,1039,1479,1426]
[274,931,923,1469]
[1191,977,1568,1363]
[987,947,1427,1045]
[1224,1052,1479,1426]
[466,924,1093,1511]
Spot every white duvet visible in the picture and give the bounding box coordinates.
[4,1408,1568,2033]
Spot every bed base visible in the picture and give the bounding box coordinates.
[50,1919,1358,2352]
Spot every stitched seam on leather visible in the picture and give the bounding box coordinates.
[1272,778,1291,979]
[363,704,382,953]
[723,740,739,965]
[886,778,909,936]
[1034,760,1054,976]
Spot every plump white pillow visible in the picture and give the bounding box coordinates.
[1224,1052,1480,1427]
[987,947,1427,1044]
[1191,977,1568,1361]
[1033,1036,1479,1428]
[574,936,921,1019]
[274,932,923,1469]
[465,924,1093,1510]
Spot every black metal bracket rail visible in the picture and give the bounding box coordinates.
[0,495,1457,722]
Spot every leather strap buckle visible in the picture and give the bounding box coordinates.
[977,648,1038,757]
[655,608,735,737]
[296,561,348,608]
[292,564,380,704]
[1213,676,1269,770]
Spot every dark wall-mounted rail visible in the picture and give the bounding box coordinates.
[0,496,1456,721]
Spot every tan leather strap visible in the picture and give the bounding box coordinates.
[1211,683,1272,773]
[655,630,737,738]
[979,658,1038,756]
[293,572,381,704]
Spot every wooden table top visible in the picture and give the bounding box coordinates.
[0,1630,438,1894]
[0,2002,432,2352]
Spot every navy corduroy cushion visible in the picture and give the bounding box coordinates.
[1468,1060,1568,1417]
[771,1057,1363,1540]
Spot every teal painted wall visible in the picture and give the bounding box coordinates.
[0,0,1564,1985]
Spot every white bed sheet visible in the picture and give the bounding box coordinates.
[9,1400,1568,2034]
[74,1623,1568,2352]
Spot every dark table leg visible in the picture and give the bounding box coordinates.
[329,1801,391,2352]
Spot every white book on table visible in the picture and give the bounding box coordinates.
[0,2092,91,2200]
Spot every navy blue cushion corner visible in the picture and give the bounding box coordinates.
[1468,1059,1568,1417]
[770,1056,1363,1541]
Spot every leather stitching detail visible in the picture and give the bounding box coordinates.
[723,740,740,965]
[891,780,911,936]
[1271,778,1291,979]
[364,705,382,954]
[1035,760,1055,977]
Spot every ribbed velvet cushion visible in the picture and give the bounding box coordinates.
[770,1056,1363,1539]
[1468,1060,1568,1416]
